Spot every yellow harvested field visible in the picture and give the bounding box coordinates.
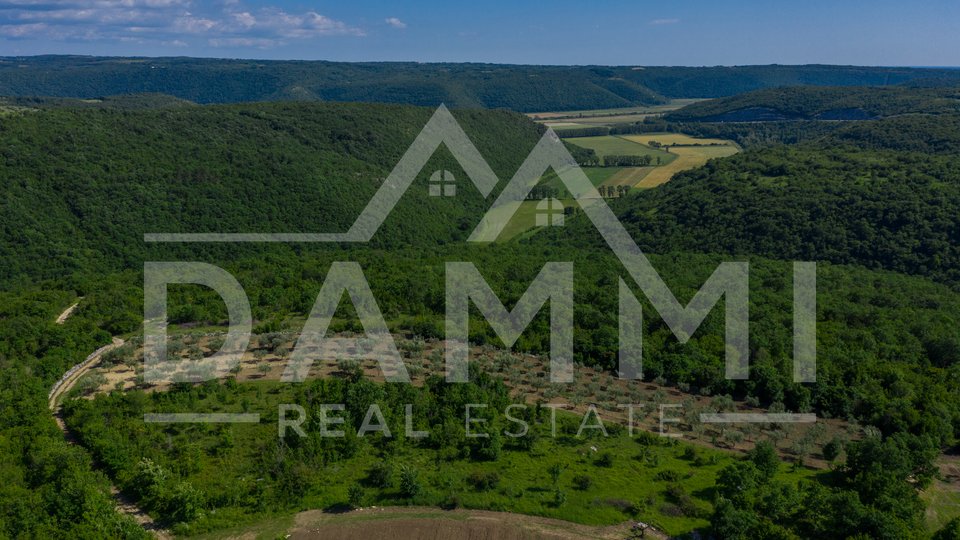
[621,134,739,188]
[605,166,652,187]
[541,121,583,128]
[624,133,734,146]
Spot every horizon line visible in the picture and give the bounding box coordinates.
[2,54,959,70]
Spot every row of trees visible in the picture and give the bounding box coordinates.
[602,154,653,167]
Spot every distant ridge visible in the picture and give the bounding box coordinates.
[4,56,960,112]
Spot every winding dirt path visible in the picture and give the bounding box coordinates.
[48,317,171,538]
[54,297,82,324]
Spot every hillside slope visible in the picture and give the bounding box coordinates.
[0,101,544,287]
[666,86,960,122]
[536,116,960,285]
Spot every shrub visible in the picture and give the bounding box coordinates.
[595,452,614,467]
[655,469,681,482]
[747,440,779,480]
[347,483,365,508]
[572,474,593,490]
[604,498,640,516]
[399,465,422,498]
[553,489,567,507]
[822,437,844,462]
[367,461,392,488]
[467,471,501,491]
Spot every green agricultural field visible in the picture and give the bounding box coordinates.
[540,166,625,191]
[566,135,676,164]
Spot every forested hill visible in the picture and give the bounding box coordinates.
[666,86,960,121]
[5,57,960,111]
[537,117,960,285]
[0,56,667,112]
[0,101,543,288]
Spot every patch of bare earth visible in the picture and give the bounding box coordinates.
[285,507,663,540]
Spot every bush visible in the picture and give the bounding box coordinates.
[604,498,640,516]
[366,461,392,488]
[655,469,681,482]
[572,474,593,491]
[164,482,205,523]
[822,438,843,462]
[747,440,779,480]
[665,483,702,517]
[348,483,365,508]
[467,471,500,491]
[595,452,614,468]
[399,465,422,498]
[443,493,462,510]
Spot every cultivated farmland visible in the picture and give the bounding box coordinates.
[621,133,740,188]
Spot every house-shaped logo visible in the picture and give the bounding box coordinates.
[146,105,816,423]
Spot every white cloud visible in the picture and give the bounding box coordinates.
[209,36,278,48]
[231,11,255,29]
[649,18,680,25]
[0,21,46,37]
[0,0,366,45]
[385,16,406,29]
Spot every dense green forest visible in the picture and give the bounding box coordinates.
[21,242,958,538]
[665,86,960,122]
[0,101,544,288]
[0,56,666,112]
[4,88,960,538]
[5,57,960,112]
[546,116,960,285]
[0,287,149,537]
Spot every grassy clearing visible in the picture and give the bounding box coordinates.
[73,379,818,538]
[495,200,563,242]
[923,479,960,533]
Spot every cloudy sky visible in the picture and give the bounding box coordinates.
[1,0,959,66]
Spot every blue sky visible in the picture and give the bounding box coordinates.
[1,0,958,66]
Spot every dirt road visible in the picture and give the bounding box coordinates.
[47,317,170,538]
[54,298,82,324]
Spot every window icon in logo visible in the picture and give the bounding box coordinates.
[429,169,457,197]
[535,197,564,227]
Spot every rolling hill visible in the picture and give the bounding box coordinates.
[665,86,960,122]
[0,101,544,287]
[5,57,960,112]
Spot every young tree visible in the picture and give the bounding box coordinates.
[348,483,365,508]
[747,440,779,481]
[399,465,422,498]
[822,437,843,463]
[547,463,565,486]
